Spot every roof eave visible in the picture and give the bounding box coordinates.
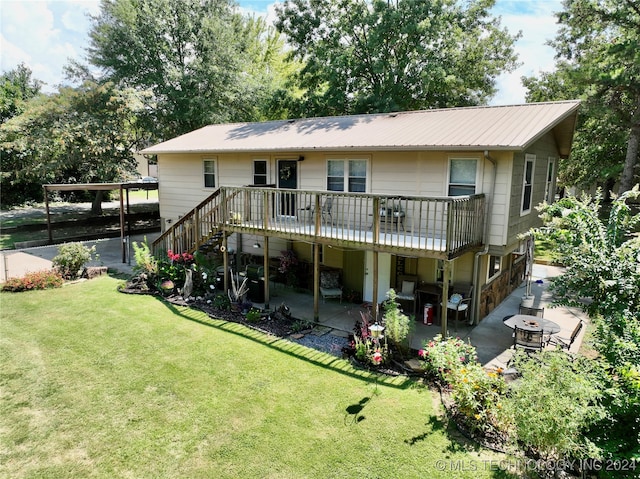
[141,145,521,155]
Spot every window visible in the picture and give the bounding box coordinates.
[253,160,268,185]
[545,158,555,203]
[521,154,535,214]
[203,159,216,188]
[327,159,367,192]
[487,255,502,281]
[448,158,477,196]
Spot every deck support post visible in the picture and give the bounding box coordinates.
[372,250,379,322]
[222,234,229,295]
[313,243,320,322]
[263,235,270,310]
[441,259,451,337]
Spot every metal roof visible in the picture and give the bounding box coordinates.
[141,101,580,157]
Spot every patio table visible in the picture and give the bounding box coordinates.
[504,314,561,334]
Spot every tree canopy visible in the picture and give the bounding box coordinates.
[524,0,640,193]
[0,81,145,207]
[275,0,520,116]
[87,0,295,139]
[0,63,43,124]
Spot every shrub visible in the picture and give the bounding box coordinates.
[2,270,64,292]
[418,334,478,384]
[52,242,97,279]
[445,362,507,436]
[132,239,157,276]
[502,350,605,467]
[382,289,413,358]
[157,249,194,290]
[211,294,230,310]
[245,308,262,323]
[418,335,503,436]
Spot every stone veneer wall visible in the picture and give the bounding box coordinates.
[478,258,526,319]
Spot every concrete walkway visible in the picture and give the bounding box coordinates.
[0,233,159,281]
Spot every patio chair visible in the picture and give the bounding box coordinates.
[300,197,333,224]
[513,326,545,352]
[446,293,471,330]
[319,270,342,303]
[395,274,417,315]
[548,320,584,351]
[519,305,545,317]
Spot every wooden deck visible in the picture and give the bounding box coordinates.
[153,187,485,260]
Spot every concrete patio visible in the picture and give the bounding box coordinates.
[2,235,587,370]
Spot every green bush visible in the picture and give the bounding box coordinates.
[502,350,605,466]
[418,334,478,384]
[52,242,97,279]
[132,239,157,276]
[383,289,413,357]
[245,308,262,323]
[1,270,64,292]
[211,294,230,310]
[418,335,503,436]
[445,362,507,436]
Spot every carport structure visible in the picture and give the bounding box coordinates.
[42,182,158,262]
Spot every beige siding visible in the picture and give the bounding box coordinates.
[506,131,560,247]
[484,151,514,247]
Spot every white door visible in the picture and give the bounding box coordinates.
[363,251,391,304]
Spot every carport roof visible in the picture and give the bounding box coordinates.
[141,100,580,158]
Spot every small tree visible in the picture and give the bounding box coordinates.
[382,289,413,358]
[535,186,640,463]
[502,351,604,468]
[535,186,640,321]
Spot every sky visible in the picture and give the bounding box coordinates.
[0,0,564,106]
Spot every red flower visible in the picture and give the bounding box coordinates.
[418,349,426,358]
[373,351,383,363]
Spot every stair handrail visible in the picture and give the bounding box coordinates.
[152,188,222,256]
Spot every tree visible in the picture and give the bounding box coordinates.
[534,187,640,461]
[0,64,45,205]
[86,0,294,140]
[0,63,43,123]
[529,0,640,193]
[275,0,520,116]
[524,68,628,197]
[0,81,146,210]
[536,187,640,321]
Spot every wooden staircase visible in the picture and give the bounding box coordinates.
[152,188,229,257]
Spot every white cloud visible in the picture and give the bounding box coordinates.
[0,0,99,90]
[490,0,563,105]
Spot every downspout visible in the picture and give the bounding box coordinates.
[471,150,497,325]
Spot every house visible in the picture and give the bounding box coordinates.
[141,100,580,335]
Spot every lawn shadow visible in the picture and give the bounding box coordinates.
[344,396,370,425]
[155,296,415,390]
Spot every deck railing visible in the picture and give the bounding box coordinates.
[153,186,485,259]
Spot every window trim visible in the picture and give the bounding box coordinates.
[203,158,217,188]
[326,157,369,193]
[447,156,479,196]
[521,154,536,215]
[487,255,502,282]
[253,159,269,186]
[545,157,555,204]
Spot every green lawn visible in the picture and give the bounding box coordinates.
[0,277,515,478]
